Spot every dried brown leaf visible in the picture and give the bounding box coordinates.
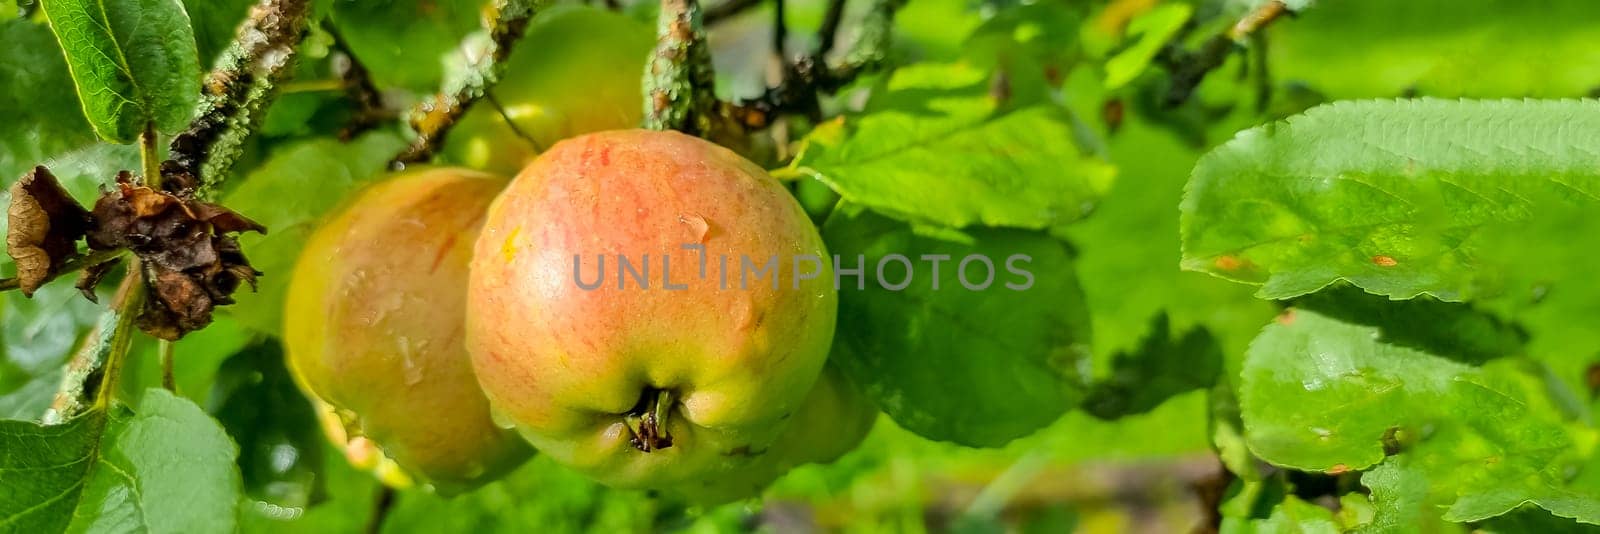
[84,175,265,339]
[5,166,92,296]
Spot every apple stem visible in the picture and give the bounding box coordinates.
[627,388,676,452]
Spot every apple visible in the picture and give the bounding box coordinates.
[284,167,532,493]
[672,365,877,503]
[441,5,654,175]
[310,398,415,489]
[465,129,837,497]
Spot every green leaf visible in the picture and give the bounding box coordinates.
[0,19,96,182]
[1181,98,1600,301]
[963,2,1082,69]
[1355,380,1600,526]
[1054,108,1273,380]
[328,0,480,92]
[1354,460,1433,533]
[822,205,1091,447]
[787,62,1115,234]
[0,282,105,420]
[1479,506,1600,534]
[380,456,657,533]
[221,131,407,335]
[1103,3,1191,90]
[237,443,380,534]
[1081,313,1221,420]
[1241,306,1600,526]
[0,389,242,533]
[210,342,325,509]
[1293,286,1527,366]
[1220,495,1342,534]
[1212,382,1261,484]
[892,0,984,61]
[39,0,201,143]
[0,408,103,532]
[132,316,254,406]
[1269,0,1600,99]
[1241,306,1488,471]
[961,2,1085,105]
[181,0,253,67]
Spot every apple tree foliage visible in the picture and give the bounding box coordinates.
[3,0,1600,531]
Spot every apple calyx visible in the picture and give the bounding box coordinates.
[624,388,675,452]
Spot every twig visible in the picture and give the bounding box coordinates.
[1159,0,1291,107]
[703,0,762,24]
[1192,466,1234,534]
[0,248,126,293]
[724,0,905,129]
[41,270,143,425]
[164,0,313,198]
[139,124,161,188]
[322,21,391,140]
[1228,0,1289,41]
[644,0,720,135]
[365,486,396,534]
[390,0,539,169]
[814,0,846,59]
[159,339,175,391]
[960,451,1052,522]
[1250,33,1271,112]
[485,93,543,151]
[771,0,787,62]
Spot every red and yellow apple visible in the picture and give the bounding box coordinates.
[284,167,532,493]
[465,129,838,498]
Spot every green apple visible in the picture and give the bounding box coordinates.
[441,5,653,175]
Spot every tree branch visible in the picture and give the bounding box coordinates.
[41,270,143,425]
[771,0,787,62]
[643,0,721,135]
[164,0,313,199]
[814,0,847,59]
[390,0,539,169]
[1228,0,1290,41]
[1159,0,1291,107]
[724,0,905,129]
[0,248,126,293]
[158,340,175,391]
[322,21,392,140]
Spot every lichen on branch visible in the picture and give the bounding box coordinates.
[41,271,143,425]
[643,0,724,136]
[390,0,540,168]
[162,0,311,198]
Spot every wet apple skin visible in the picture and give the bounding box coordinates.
[285,167,533,492]
[467,129,837,492]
